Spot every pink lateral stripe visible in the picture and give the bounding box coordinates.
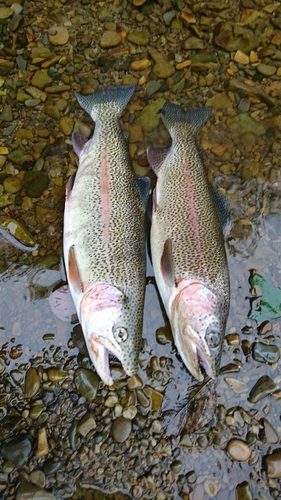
[184,163,207,273]
[100,143,112,252]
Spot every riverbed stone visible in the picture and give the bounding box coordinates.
[137,98,165,132]
[235,481,252,500]
[0,7,13,19]
[24,171,49,198]
[252,342,280,364]
[1,434,33,468]
[127,30,149,45]
[260,418,279,444]
[48,26,69,45]
[31,70,52,90]
[149,50,175,78]
[111,417,132,443]
[213,22,259,53]
[248,375,276,403]
[227,439,251,461]
[265,449,281,478]
[24,367,40,398]
[3,176,22,193]
[100,30,122,48]
[226,114,265,137]
[74,368,99,400]
[15,484,55,500]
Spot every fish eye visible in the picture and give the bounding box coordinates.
[114,327,128,343]
[205,326,220,348]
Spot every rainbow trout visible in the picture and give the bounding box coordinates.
[148,102,230,381]
[50,84,149,386]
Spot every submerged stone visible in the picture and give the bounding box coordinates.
[15,484,55,499]
[235,481,252,500]
[265,449,281,478]
[260,418,279,444]
[43,458,64,476]
[0,218,37,247]
[1,434,33,468]
[227,439,250,462]
[74,368,99,400]
[226,114,265,137]
[248,375,276,403]
[100,30,122,48]
[31,70,52,90]
[137,98,165,132]
[77,411,96,437]
[213,22,259,53]
[24,171,49,198]
[252,342,280,364]
[24,367,40,398]
[127,30,149,45]
[111,416,132,443]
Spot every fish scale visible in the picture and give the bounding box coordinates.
[148,101,230,381]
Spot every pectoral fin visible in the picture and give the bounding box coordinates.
[160,238,175,287]
[72,133,88,157]
[68,245,84,294]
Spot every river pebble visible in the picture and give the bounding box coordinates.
[111,417,132,443]
[260,418,279,444]
[36,426,48,459]
[74,368,99,400]
[248,375,276,403]
[265,449,281,478]
[235,481,253,500]
[100,30,122,48]
[15,484,55,500]
[252,342,280,364]
[1,434,33,468]
[227,439,251,461]
[48,26,69,45]
[77,411,96,438]
[29,470,46,488]
[24,367,40,398]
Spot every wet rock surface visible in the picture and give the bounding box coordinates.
[1,0,281,499]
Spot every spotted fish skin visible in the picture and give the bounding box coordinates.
[63,84,149,385]
[148,102,230,381]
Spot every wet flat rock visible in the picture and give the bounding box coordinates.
[248,375,276,403]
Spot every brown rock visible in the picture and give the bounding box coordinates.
[131,59,151,71]
[265,450,281,478]
[48,26,69,46]
[100,30,122,49]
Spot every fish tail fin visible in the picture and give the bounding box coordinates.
[161,102,212,136]
[74,83,136,121]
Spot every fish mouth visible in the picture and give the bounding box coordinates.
[87,334,123,386]
[176,325,216,382]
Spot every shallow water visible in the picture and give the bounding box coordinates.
[1,203,281,499]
